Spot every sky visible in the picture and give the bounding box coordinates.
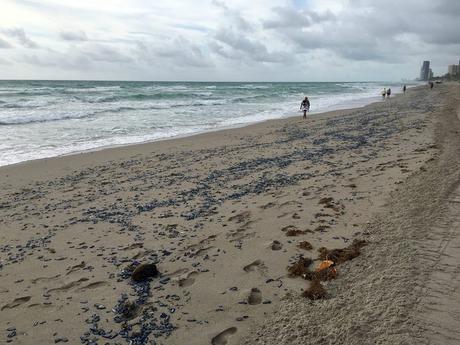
[0,0,459,81]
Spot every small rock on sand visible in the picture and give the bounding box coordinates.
[270,240,283,250]
[131,263,159,282]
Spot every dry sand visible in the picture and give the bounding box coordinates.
[0,84,459,345]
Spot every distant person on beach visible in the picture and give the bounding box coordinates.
[430,81,434,89]
[403,85,406,93]
[300,97,310,119]
[386,88,391,98]
[382,88,387,99]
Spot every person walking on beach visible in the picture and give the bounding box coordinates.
[382,88,387,99]
[403,85,406,94]
[430,81,434,90]
[300,96,310,119]
[386,88,391,98]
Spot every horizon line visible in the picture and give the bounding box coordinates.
[0,78,412,83]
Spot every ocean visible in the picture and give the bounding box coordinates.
[0,80,407,167]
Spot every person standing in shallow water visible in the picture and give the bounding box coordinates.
[386,88,391,98]
[300,97,310,119]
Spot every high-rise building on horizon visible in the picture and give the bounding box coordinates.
[447,58,460,76]
[420,61,430,81]
[448,64,459,76]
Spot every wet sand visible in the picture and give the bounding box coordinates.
[1,84,459,345]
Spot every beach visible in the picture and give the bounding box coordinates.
[1,83,460,345]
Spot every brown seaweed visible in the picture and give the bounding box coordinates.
[287,257,313,277]
[302,280,326,300]
[297,241,313,250]
[318,239,367,264]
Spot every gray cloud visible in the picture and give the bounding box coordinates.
[2,27,39,48]
[19,44,132,71]
[60,30,88,41]
[0,57,11,65]
[82,44,132,63]
[2,0,460,80]
[434,0,460,15]
[263,7,335,29]
[263,0,460,64]
[20,52,92,70]
[136,37,213,68]
[212,2,293,64]
[214,29,291,63]
[212,0,253,32]
[0,37,12,48]
[264,7,311,29]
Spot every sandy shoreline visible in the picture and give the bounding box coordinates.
[0,86,400,174]
[1,84,459,345]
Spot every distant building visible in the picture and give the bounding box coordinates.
[448,64,459,76]
[420,61,430,81]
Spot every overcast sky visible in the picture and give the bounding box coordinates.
[0,0,459,81]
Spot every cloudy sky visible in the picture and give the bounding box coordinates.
[0,0,459,81]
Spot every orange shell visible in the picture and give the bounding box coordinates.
[316,260,334,272]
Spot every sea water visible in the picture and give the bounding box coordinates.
[0,80,408,166]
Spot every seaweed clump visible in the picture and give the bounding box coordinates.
[282,225,308,237]
[298,241,313,250]
[302,266,338,282]
[286,229,307,236]
[318,196,343,213]
[318,239,367,264]
[295,239,368,300]
[287,257,313,277]
[302,280,326,300]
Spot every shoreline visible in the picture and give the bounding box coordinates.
[0,86,407,170]
[0,83,451,345]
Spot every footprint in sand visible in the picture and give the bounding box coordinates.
[31,274,61,284]
[122,242,144,250]
[228,211,251,223]
[247,288,262,305]
[243,260,266,273]
[48,277,89,293]
[27,303,53,309]
[178,271,198,287]
[1,296,31,311]
[66,261,86,275]
[78,281,109,291]
[190,246,214,258]
[211,327,238,345]
[166,268,189,278]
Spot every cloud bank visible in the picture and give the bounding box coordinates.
[0,0,459,81]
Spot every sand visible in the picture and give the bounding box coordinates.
[0,83,459,345]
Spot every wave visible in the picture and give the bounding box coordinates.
[0,91,53,97]
[229,93,278,103]
[63,86,122,93]
[226,84,272,90]
[83,92,199,103]
[0,111,99,126]
[0,101,57,109]
[0,104,39,109]
[0,99,233,126]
